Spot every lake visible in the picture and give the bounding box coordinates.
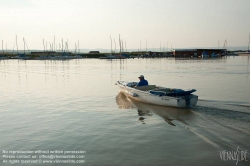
[0,56,249,166]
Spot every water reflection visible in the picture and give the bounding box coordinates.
[116,92,135,109]
[116,92,192,126]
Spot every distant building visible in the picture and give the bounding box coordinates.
[173,49,226,57]
[89,51,100,54]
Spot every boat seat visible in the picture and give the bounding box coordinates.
[152,88,171,92]
[149,90,166,96]
[134,85,156,91]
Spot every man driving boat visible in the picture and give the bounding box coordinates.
[137,75,148,87]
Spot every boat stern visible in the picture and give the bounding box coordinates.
[177,99,186,108]
[187,94,198,107]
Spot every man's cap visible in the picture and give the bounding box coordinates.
[138,75,144,78]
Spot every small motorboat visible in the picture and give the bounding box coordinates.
[116,81,198,108]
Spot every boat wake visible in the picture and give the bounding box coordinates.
[196,99,250,114]
[187,100,250,150]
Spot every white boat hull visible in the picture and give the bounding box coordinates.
[117,81,198,108]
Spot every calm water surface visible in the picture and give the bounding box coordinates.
[0,56,250,166]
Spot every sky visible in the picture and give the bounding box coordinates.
[1,0,250,51]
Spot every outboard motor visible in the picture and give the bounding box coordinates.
[185,95,191,106]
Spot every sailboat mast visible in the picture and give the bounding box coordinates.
[114,39,116,53]
[125,41,127,52]
[67,39,68,52]
[75,43,76,54]
[2,40,4,55]
[119,34,121,54]
[16,35,18,54]
[160,41,161,52]
[43,39,45,52]
[54,35,55,52]
[167,42,168,52]
[121,40,124,52]
[110,35,112,55]
[12,42,15,54]
[140,41,141,52]
[23,38,25,54]
[62,39,63,52]
[248,33,250,52]
[78,40,79,54]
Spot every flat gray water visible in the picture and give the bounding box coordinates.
[0,56,250,166]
